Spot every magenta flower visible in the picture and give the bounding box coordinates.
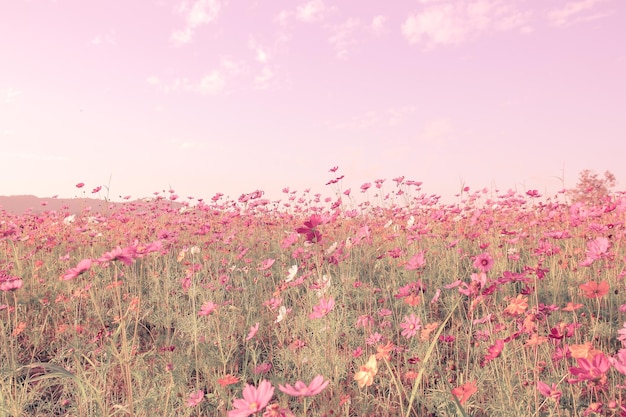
[296,214,325,243]
[309,297,335,319]
[569,353,610,383]
[186,389,204,407]
[278,375,329,397]
[400,313,422,339]
[0,273,23,292]
[228,380,274,417]
[473,253,494,273]
[61,258,92,281]
[537,381,562,402]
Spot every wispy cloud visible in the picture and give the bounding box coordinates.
[402,0,531,48]
[169,138,202,150]
[416,117,453,145]
[547,0,610,27]
[4,87,21,104]
[370,15,387,35]
[253,67,274,90]
[328,18,360,59]
[248,37,270,64]
[171,0,222,46]
[323,106,417,130]
[296,0,329,22]
[148,58,246,95]
[91,28,116,46]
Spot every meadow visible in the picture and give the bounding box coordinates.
[1,174,626,417]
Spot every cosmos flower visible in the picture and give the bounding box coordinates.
[61,258,93,281]
[354,355,378,388]
[278,375,329,397]
[228,380,274,417]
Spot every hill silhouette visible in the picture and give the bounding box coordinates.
[0,195,125,215]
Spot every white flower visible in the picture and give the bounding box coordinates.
[275,305,287,323]
[286,265,298,282]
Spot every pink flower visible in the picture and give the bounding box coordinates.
[263,403,294,417]
[473,253,494,273]
[610,349,626,375]
[61,258,92,281]
[537,381,562,402]
[254,363,272,374]
[580,237,610,266]
[400,313,421,339]
[483,339,504,364]
[296,215,325,243]
[186,389,204,407]
[309,298,335,319]
[569,353,610,383]
[257,258,275,271]
[0,273,23,292]
[278,375,329,397]
[246,322,259,341]
[76,182,84,188]
[228,380,274,417]
[198,301,218,316]
[405,251,426,270]
[97,247,135,266]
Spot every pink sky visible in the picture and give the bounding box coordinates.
[1,0,625,203]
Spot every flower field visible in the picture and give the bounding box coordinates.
[2,174,626,416]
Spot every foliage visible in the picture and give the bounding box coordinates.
[568,169,617,204]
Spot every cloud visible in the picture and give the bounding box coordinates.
[170,138,202,150]
[402,0,531,47]
[4,87,21,104]
[547,0,609,27]
[198,71,226,94]
[248,37,270,64]
[328,18,360,59]
[171,0,222,46]
[148,58,250,95]
[253,67,274,90]
[370,15,387,35]
[91,29,116,46]
[416,117,453,145]
[323,106,417,130]
[296,0,328,22]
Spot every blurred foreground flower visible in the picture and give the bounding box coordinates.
[354,354,378,388]
[229,380,274,417]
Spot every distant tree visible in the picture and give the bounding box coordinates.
[568,169,616,204]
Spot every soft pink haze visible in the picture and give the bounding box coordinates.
[1,1,625,202]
